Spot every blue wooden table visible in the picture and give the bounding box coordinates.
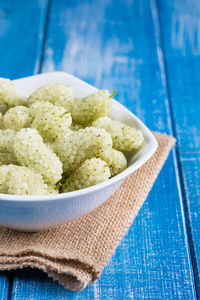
[0,0,199,298]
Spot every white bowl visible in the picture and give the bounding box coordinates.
[0,72,158,231]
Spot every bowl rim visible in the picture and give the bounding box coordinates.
[0,72,158,202]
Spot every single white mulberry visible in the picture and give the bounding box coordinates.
[14,128,63,184]
[28,83,74,107]
[0,78,24,106]
[62,158,111,192]
[30,101,72,142]
[3,106,31,130]
[53,127,113,174]
[92,117,144,151]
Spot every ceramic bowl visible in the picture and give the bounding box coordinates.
[0,72,158,231]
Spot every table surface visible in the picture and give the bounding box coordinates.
[0,0,199,299]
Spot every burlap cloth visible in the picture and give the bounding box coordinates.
[0,132,175,291]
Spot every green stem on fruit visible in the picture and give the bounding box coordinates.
[60,111,69,118]
[55,182,62,190]
[109,90,118,98]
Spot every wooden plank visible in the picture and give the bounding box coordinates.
[157,0,200,296]
[11,0,197,299]
[0,0,49,79]
[0,0,50,298]
[0,272,9,300]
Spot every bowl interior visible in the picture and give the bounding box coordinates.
[0,72,157,201]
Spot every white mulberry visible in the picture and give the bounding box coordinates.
[62,158,111,192]
[53,127,113,174]
[28,83,74,107]
[14,128,63,184]
[67,90,112,125]
[0,78,24,106]
[3,106,31,130]
[30,101,72,142]
[0,164,53,195]
[109,149,127,176]
[92,117,144,151]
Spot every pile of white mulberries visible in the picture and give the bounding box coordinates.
[0,78,144,195]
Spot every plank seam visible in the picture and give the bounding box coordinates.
[155,0,199,298]
[6,1,52,299]
[38,0,52,74]
[1,274,7,300]
[7,272,14,300]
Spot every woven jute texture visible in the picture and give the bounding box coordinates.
[0,132,175,291]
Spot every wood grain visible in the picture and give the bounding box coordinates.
[11,0,196,299]
[0,0,50,298]
[157,0,200,296]
[0,0,49,79]
[0,272,9,300]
